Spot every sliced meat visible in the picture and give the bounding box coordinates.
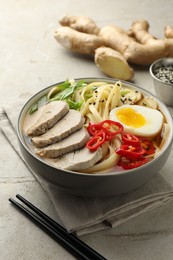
[32,110,85,148]
[36,128,90,158]
[27,101,69,136]
[46,147,103,171]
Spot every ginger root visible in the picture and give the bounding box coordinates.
[54,15,173,80]
[130,20,157,44]
[164,25,173,39]
[99,21,173,65]
[95,47,134,80]
[59,15,100,35]
[54,26,103,55]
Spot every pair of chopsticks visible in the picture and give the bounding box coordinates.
[9,194,106,260]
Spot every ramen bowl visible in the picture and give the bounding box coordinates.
[17,78,173,197]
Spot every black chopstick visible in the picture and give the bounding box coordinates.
[9,198,87,259]
[15,194,105,259]
[9,195,107,260]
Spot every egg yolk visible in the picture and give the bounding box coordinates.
[116,107,146,128]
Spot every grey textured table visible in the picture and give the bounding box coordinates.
[1,1,173,259]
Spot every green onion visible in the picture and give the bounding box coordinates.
[29,80,86,115]
[50,80,86,101]
[29,103,38,114]
[120,90,130,96]
[28,95,48,115]
[66,100,83,110]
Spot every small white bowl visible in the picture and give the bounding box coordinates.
[150,58,173,106]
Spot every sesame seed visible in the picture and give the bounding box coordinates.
[154,65,173,84]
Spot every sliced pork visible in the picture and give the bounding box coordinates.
[32,110,85,148]
[27,101,69,137]
[46,147,103,171]
[36,128,90,158]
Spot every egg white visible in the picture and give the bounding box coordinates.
[110,105,164,137]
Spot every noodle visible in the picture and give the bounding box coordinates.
[80,81,122,124]
[88,105,103,123]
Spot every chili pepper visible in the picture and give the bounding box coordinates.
[140,138,156,155]
[87,123,113,141]
[118,157,149,170]
[87,123,103,136]
[104,129,113,141]
[116,144,146,160]
[86,130,106,151]
[86,120,124,151]
[99,120,124,136]
[122,133,140,147]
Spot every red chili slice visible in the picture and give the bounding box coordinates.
[86,130,106,151]
[140,138,156,155]
[122,133,140,147]
[86,120,124,151]
[87,123,103,136]
[99,120,124,136]
[118,157,149,170]
[116,144,146,160]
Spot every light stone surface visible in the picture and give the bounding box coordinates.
[1,0,173,259]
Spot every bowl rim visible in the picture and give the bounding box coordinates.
[17,77,173,178]
[149,58,173,86]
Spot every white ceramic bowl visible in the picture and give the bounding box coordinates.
[17,78,173,197]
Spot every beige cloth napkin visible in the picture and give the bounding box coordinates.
[1,96,173,236]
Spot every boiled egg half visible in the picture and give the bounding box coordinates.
[110,105,164,137]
